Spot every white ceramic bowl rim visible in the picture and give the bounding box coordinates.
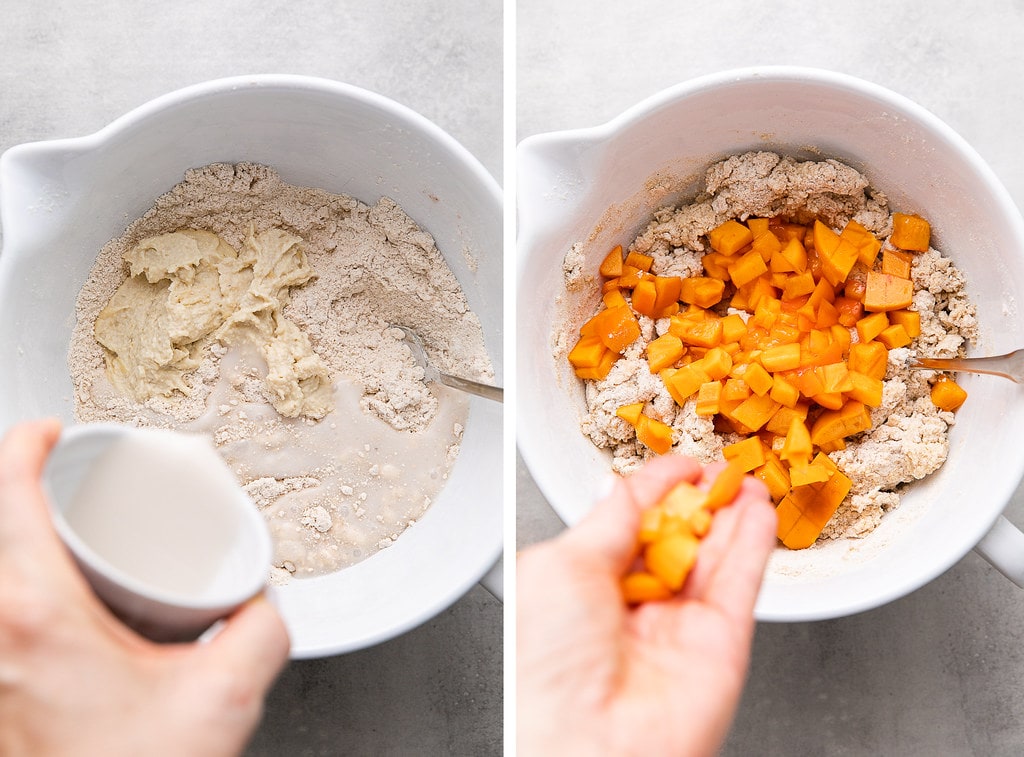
[0,73,503,656]
[517,65,1024,622]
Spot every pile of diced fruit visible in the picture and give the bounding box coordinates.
[569,213,968,552]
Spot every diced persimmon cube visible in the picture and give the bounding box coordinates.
[616,265,644,289]
[645,533,701,591]
[748,218,771,237]
[702,252,732,280]
[754,451,791,502]
[723,435,767,472]
[599,245,624,278]
[891,213,931,251]
[849,341,889,381]
[930,376,968,411]
[568,334,607,369]
[855,311,889,343]
[810,400,872,445]
[646,333,686,373]
[761,343,802,373]
[813,220,841,257]
[780,417,813,465]
[661,363,712,406]
[721,377,752,402]
[624,250,654,272]
[780,238,808,273]
[616,402,645,426]
[842,219,882,266]
[660,481,707,520]
[581,305,642,353]
[653,276,683,311]
[844,277,866,302]
[603,289,629,309]
[765,403,809,436]
[863,271,914,312]
[877,323,912,349]
[708,219,754,256]
[721,313,748,344]
[775,496,806,545]
[789,460,831,487]
[729,393,781,433]
[782,269,816,300]
[834,296,864,328]
[743,362,774,396]
[881,248,914,279]
[631,277,658,317]
[636,414,673,454]
[847,370,884,407]
[678,276,725,308]
[729,248,770,288]
[815,299,839,329]
[669,314,723,348]
[701,347,733,380]
[695,381,723,416]
[815,362,854,394]
[820,237,860,287]
[752,230,782,262]
[638,508,664,543]
[574,349,618,380]
[621,571,673,604]
[769,374,800,408]
[704,459,749,511]
[888,309,921,338]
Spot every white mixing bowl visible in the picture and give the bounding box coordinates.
[518,67,1024,621]
[0,75,502,657]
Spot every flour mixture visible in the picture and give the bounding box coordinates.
[564,152,976,543]
[69,163,494,580]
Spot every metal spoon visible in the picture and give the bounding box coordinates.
[909,350,1024,383]
[394,326,503,402]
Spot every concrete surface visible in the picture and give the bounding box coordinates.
[0,2,502,755]
[517,0,1024,754]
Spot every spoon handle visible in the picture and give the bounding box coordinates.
[911,349,1024,383]
[437,372,504,402]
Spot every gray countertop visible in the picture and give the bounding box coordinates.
[517,1,1024,754]
[0,2,502,755]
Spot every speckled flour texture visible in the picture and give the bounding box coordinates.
[70,163,493,580]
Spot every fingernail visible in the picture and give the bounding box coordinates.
[595,471,619,501]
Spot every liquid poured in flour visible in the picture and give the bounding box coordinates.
[189,347,469,579]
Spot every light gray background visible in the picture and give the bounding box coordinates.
[518,1,1024,754]
[0,2,502,755]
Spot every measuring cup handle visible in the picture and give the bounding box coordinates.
[974,515,1024,587]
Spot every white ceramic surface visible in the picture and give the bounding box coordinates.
[0,75,503,657]
[517,66,1024,621]
[43,424,273,642]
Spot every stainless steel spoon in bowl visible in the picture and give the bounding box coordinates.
[395,326,503,402]
[909,349,1024,383]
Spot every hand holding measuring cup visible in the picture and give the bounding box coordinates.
[0,419,289,756]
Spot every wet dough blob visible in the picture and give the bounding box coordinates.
[94,227,333,419]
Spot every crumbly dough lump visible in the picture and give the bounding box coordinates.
[574,151,977,541]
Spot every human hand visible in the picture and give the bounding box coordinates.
[517,455,777,756]
[0,419,290,757]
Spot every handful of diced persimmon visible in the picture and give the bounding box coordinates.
[621,460,747,604]
[569,212,968,553]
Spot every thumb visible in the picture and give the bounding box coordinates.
[200,594,291,693]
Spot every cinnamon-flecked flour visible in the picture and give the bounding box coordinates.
[565,152,976,544]
[69,163,493,581]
